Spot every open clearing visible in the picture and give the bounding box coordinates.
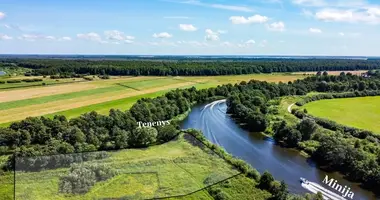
[303,96,380,133]
[8,133,240,200]
[0,74,303,125]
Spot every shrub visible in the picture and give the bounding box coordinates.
[6,80,22,83]
[58,164,117,194]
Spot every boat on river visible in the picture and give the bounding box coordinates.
[300,177,347,200]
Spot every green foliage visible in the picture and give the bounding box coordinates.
[296,118,318,141]
[258,171,275,190]
[58,163,117,194]
[156,125,178,143]
[129,127,158,148]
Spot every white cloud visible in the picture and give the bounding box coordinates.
[45,36,56,40]
[59,37,72,41]
[309,28,322,33]
[211,4,253,12]
[149,40,177,46]
[18,34,46,41]
[246,39,256,44]
[217,30,228,34]
[315,8,380,24]
[164,16,191,19]
[179,24,198,31]
[177,40,209,47]
[339,32,345,36]
[173,0,253,12]
[18,34,71,42]
[205,34,219,41]
[104,30,135,43]
[125,40,134,44]
[221,41,234,47]
[0,34,12,40]
[77,32,103,42]
[229,15,269,24]
[153,32,173,38]
[205,29,220,41]
[292,0,370,8]
[292,0,326,7]
[0,12,5,20]
[267,21,285,31]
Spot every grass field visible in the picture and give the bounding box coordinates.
[303,96,380,133]
[4,133,242,200]
[0,74,304,126]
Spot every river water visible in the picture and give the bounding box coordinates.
[180,100,377,200]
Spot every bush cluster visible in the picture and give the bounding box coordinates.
[58,163,117,194]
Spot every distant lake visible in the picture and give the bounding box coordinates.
[0,71,6,76]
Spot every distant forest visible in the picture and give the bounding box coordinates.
[1,58,380,76]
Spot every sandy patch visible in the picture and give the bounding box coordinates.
[0,82,194,124]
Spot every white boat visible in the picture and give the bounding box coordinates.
[300,178,347,200]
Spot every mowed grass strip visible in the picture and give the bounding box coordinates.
[14,134,240,200]
[0,76,162,103]
[303,96,380,133]
[0,85,129,111]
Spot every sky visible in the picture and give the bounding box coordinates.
[0,0,380,55]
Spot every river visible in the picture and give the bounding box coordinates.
[180,100,377,200]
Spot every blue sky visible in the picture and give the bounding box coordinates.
[0,0,380,55]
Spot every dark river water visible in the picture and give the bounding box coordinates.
[180,100,378,200]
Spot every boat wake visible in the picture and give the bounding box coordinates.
[301,179,347,200]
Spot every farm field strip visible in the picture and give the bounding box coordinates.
[0,85,130,110]
[0,76,162,102]
[0,81,195,124]
[0,78,186,111]
[303,96,380,133]
[0,74,303,126]
[0,81,102,103]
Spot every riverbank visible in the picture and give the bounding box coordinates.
[181,100,378,200]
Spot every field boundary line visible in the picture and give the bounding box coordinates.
[0,79,89,91]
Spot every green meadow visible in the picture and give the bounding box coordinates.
[10,133,241,200]
[303,96,380,133]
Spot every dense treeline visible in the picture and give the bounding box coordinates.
[226,73,380,194]
[2,58,380,76]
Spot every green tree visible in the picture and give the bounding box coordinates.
[297,118,318,141]
[156,125,178,143]
[258,171,275,190]
[129,127,158,147]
